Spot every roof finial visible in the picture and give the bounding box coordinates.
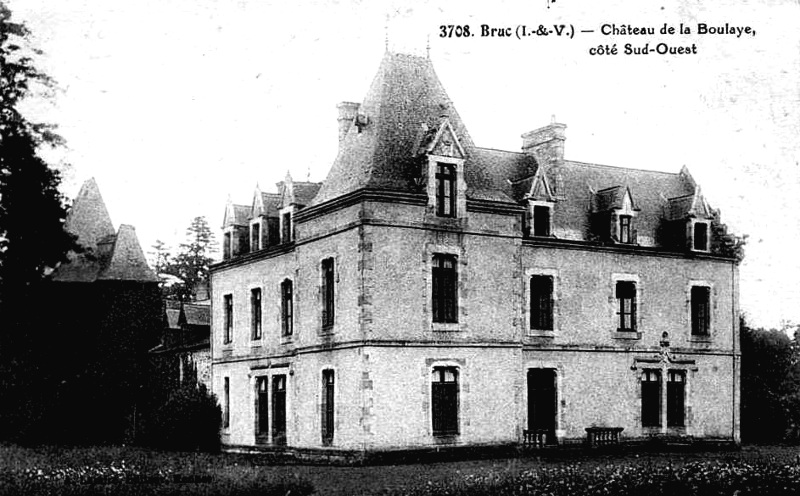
[551,114,556,124]
[426,34,431,59]
[306,165,311,182]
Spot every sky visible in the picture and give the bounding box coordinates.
[7,0,800,330]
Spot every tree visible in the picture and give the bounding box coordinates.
[740,317,800,443]
[161,216,217,301]
[0,1,78,441]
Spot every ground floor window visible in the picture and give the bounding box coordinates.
[256,377,269,439]
[272,375,287,446]
[322,370,334,446]
[223,377,230,429]
[667,370,686,427]
[431,367,459,436]
[641,370,661,427]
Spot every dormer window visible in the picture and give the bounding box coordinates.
[250,221,261,252]
[223,231,232,260]
[532,205,551,237]
[281,211,292,243]
[693,222,709,251]
[435,163,456,217]
[619,215,632,244]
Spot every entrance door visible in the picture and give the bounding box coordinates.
[255,377,269,443]
[271,375,287,446]
[527,369,557,445]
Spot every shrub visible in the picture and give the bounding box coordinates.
[147,383,221,452]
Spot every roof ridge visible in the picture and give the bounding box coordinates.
[565,160,679,176]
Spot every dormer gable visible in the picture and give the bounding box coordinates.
[590,185,640,244]
[415,118,466,160]
[222,198,250,259]
[526,166,556,202]
[665,185,712,252]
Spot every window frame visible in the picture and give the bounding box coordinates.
[250,287,262,341]
[431,366,460,436]
[321,258,335,331]
[641,369,661,428]
[223,293,233,344]
[432,254,458,324]
[667,370,686,427]
[619,214,632,244]
[616,280,637,332]
[530,275,554,331]
[223,377,230,429]
[321,369,335,446]
[692,220,709,252]
[281,279,293,337]
[435,162,457,218]
[250,220,262,252]
[532,205,552,237]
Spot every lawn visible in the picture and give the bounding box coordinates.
[1,444,799,495]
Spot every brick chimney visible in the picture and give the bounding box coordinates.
[521,121,566,166]
[336,101,360,145]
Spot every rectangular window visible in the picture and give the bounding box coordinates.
[251,288,262,340]
[223,294,233,344]
[432,254,458,323]
[533,205,551,237]
[435,163,456,217]
[530,275,554,331]
[694,223,708,251]
[321,258,335,330]
[251,222,261,252]
[223,232,232,260]
[256,377,268,437]
[223,377,230,429]
[667,370,686,427]
[321,370,335,446]
[281,279,293,336]
[616,281,637,331]
[620,215,632,243]
[271,375,287,446]
[282,212,292,243]
[641,370,661,427]
[691,286,711,336]
[432,367,459,436]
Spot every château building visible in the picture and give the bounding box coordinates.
[211,52,743,454]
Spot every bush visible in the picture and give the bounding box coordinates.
[147,383,221,452]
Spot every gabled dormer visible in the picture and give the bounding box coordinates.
[277,173,295,244]
[524,166,556,237]
[250,186,281,252]
[222,198,250,259]
[590,185,640,244]
[415,117,467,220]
[665,185,712,253]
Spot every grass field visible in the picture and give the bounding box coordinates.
[1,444,799,495]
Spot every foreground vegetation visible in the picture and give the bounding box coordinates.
[1,444,800,495]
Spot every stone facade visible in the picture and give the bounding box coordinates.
[211,52,742,453]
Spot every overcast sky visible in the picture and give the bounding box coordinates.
[8,0,800,330]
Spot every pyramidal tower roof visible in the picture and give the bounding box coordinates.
[313,52,476,205]
[53,179,157,283]
[64,177,116,251]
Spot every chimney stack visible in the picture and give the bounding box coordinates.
[521,122,566,166]
[337,101,360,144]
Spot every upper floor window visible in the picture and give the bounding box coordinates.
[251,222,261,252]
[432,254,458,323]
[282,212,292,243]
[435,163,456,217]
[281,279,293,337]
[691,286,711,336]
[321,258,335,330]
[619,215,632,244]
[431,367,459,436]
[616,281,637,331]
[532,205,551,237]
[223,294,233,344]
[693,222,709,251]
[251,288,262,340]
[530,275,554,331]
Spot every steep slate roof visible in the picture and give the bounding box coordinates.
[64,178,115,251]
[313,52,479,205]
[293,182,322,207]
[52,179,158,283]
[259,192,281,217]
[182,303,210,327]
[555,161,694,239]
